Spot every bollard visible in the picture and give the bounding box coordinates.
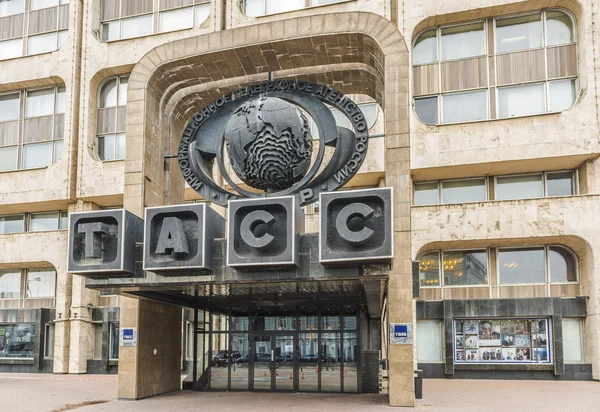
[414,370,423,399]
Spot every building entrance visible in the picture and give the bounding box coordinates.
[192,305,361,393]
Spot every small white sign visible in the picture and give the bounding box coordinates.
[390,323,413,345]
[120,327,137,347]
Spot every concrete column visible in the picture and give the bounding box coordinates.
[118,298,182,400]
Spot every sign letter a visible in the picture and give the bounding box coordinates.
[155,217,189,255]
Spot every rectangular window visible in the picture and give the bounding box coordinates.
[441,179,487,204]
[109,322,119,360]
[0,214,25,234]
[26,88,55,118]
[414,96,438,125]
[28,32,58,56]
[53,140,63,163]
[25,270,56,298]
[442,90,487,123]
[417,321,443,362]
[159,7,194,33]
[0,147,18,171]
[441,22,485,61]
[265,0,304,15]
[30,212,59,232]
[30,0,59,11]
[498,83,545,118]
[413,29,437,65]
[59,211,68,229]
[93,324,103,359]
[0,0,25,17]
[101,20,119,42]
[23,142,53,169]
[498,248,546,284]
[443,250,488,286]
[562,318,583,363]
[549,79,576,113]
[0,324,35,358]
[0,93,20,122]
[121,14,153,40]
[0,271,21,299]
[194,3,210,25]
[419,251,440,287]
[455,318,550,364]
[44,323,54,358]
[55,87,66,114]
[414,182,439,205]
[0,38,23,60]
[496,13,542,53]
[495,174,543,200]
[186,322,194,360]
[546,171,574,197]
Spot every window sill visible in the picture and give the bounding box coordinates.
[0,165,50,174]
[244,0,354,19]
[412,194,582,208]
[0,358,34,365]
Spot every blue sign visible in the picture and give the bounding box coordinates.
[390,323,412,345]
[120,327,137,347]
[123,329,134,340]
[394,325,408,338]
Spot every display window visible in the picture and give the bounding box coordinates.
[454,319,550,364]
[0,324,35,358]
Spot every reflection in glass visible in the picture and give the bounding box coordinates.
[546,11,574,46]
[210,333,229,390]
[253,335,271,390]
[443,250,488,286]
[195,4,210,25]
[441,23,485,61]
[299,332,318,392]
[496,174,543,200]
[343,332,358,392]
[415,96,438,125]
[26,270,55,298]
[441,179,486,204]
[413,29,437,65]
[275,335,294,390]
[499,248,546,284]
[0,324,35,358]
[321,315,340,330]
[546,171,573,197]
[549,246,577,282]
[414,182,439,205]
[0,271,21,299]
[109,323,119,359]
[321,333,340,392]
[419,252,440,287]
[442,90,487,123]
[496,14,542,53]
[231,333,249,390]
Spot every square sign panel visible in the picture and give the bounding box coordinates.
[319,188,393,264]
[68,210,143,274]
[227,196,304,268]
[143,203,225,272]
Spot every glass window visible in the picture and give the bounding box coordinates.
[121,14,153,40]
[97,135,115,161]
[93,324,103,359]
[109,323,119,359]
[0,0,25,17]
[442,90,487,123]
[360,103,378,129]
[0,271,21,298]
[0,215,24,234]
[55,86,66,114]
[441,179,487,204]
[28,32,58,55]
[0,38,23,60]
[414,97,438,125]
[23,142,52,169]
[417,321,442,362]
[26,88,55,118]
[413,29,437,65]
[441,23,485,61]
[43,323,54,358]
[414,182,439,205]
[101,21,119,42]
[195,4,210,25]
[30,0,58,11]
[499,248,546,284]
[244,0,264,16]
[0,93,20,121]
[159,7,194,33]
[99,79,117,108]
[498,83,545,118]
[496,174,543,200]
[265,0,304,15]
[322,315,340,330]
[549,246,577,282]
[0,146,18,171]
[116,133,125,160]
[58,30,68,48]
[30,212,59,232]
[59,211,68,229]
[546,171,574,197]
[496,13,542,53]
[549,79,576,113]
[443,250,488,286]
[53,140,63,163]
[25,270,55,298]
[0,324,35,358]
[562,318,583,363]
[546,11,574,46]
[117,77,128,106]
[418,252,440,287]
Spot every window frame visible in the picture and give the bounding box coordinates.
[418,248,490,288]
[109,322,119,361]
[242,0,349,18]
[96,75,129,162]
[414,177,489,206]
[440,88,490,124]
[494,170,578,200]
[0,270,22,299]
[24,268,56,299]
[43,322,54,359]
[416,320,444,362]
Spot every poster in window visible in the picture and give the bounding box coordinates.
[515,334,531,347]
[455,321,464,334]
[533,333,547,347]
[532,320,547,334]
[465,320,478,334]
[455,350,464,361]
[502,348,516,361]
[465,349,479,361]
[516,348,530,360]
[501,320,515,334]
[455,336,464,349]
[479,321,501,346]
[465,335,478,348]
[502,334,515,347]
[479,348,503,361]
[515,320,529,334]
[534,348,548,362]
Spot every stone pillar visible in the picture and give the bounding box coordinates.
[118,298,182,400]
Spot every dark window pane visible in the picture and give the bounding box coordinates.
[443,250,488,286]
[546,171,573,197]
[419,252,440,287]
[415,97,438,125]
[549,246,577,282]
[109,323,119,359]
[499,248,545,284]
[0,324,35,358]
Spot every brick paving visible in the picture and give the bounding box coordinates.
[2,373,600,412]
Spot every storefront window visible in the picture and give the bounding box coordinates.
[454,319,550,363]
[109,322,119,360]
[0,324,35,358]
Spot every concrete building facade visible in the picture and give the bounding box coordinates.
[0,0,598,407]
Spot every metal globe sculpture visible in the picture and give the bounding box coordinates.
[224,97,313,192]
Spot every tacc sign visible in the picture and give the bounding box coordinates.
[67,188,393,275]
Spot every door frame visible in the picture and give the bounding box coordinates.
[250,331,297,392]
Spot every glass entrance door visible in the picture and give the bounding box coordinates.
[252,333,295,391]
[252,335,272,390]
[274,335,294,391]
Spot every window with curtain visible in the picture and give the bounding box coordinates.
[0,85,65,171]
[25,270,56,298]
[97,75,128,161]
